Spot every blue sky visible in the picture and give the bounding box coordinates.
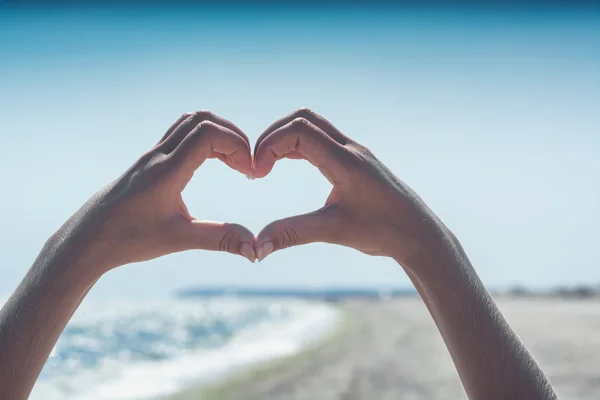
[0,4,599,298]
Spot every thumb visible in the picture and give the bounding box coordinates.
[173,220,257,263]
[256,207,341,261]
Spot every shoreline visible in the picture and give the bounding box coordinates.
[163,301,352,400]
[165,297,600,400]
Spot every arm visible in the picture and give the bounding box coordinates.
[0,111,257,400]
[252,108,558,400]
[402,233,557,400]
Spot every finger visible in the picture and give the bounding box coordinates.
[253,117,350,184]
[166,121,252,184]
[254,108,351,155]
[255,207,342,261]
[282,151,304,160]
[158,110,250,154]
[254,150,304,162]
[173,220,257,262]
[210,153,247,171]
[156,113,193,146]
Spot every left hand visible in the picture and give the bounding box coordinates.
[49,111,257,277]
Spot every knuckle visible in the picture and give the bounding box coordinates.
[291,117,312,130]
[360,144,375,157]
[135,150,155,166]
[185,126,211,148]
[147,152,170,171]
[192,120,217,138]
[197,119,217,128]
[277,224,299,249]
[141,152,169,174]
[119,155,167,196]
[192,110,214,120]
[227,223,245,233]
[218,225,239,252]
[293,107,316,119]
[180,112,194,120]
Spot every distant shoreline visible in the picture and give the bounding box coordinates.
[175,284,600,301]
[176,286,417,302]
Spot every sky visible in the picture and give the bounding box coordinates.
[0,3,599,299]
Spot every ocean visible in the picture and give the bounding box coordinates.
[28,297,340,400]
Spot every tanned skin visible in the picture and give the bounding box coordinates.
[0,109,558,400]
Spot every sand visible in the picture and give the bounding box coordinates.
[167,297,600,400]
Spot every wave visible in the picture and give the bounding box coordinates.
[29,297,339,400]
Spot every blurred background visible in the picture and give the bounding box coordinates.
[0,1,599,399]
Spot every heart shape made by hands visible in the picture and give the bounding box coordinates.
[181,108,401,264]
[161,108,346,264]
[121,107,411,270]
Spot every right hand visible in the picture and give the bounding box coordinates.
[253,108,449,270]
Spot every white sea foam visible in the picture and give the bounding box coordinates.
[29,298,340,400]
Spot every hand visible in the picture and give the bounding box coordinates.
[51,111,257,275]
[253,108,446,268]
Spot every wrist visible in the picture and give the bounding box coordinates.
[41,229,108,286]
[389,216,466,279]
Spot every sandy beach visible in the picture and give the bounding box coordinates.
[168,297,600,400]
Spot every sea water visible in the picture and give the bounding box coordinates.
[27,297,340,400]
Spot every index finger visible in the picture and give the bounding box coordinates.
[166,121,252,187]
[254,108,351,155]
[158,110,250,153]
[253,117,351,185]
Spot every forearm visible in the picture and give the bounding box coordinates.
[0,110,256,399]
[399,228,557,400]
[0,236,100,400]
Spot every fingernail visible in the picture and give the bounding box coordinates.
[257,242,274,262]
[240,242,256,263]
